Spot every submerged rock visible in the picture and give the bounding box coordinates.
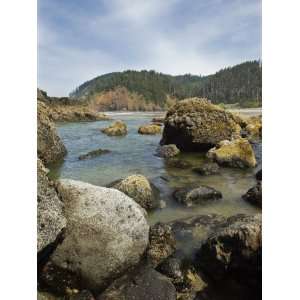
[50,179,149,292]
[152,116,165,124]
[165,158,192,169]
[160,98,240,151]
[38,101,67,165]
[97,265,177,300]
[146,223,176,267]
[78,149,110,160]
[196,214,261,289]
[173,186,222,207]
[37,159,66,252]
[101,120,127,136]
[242,182,262,208]
[192,162,220,176]
[138,124,162,135]
[156,144,180,158]
[69,290,95,300]
[207,138,256,168]
[110,174,160,210]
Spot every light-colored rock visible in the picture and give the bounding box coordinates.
[51,179,149,292]
[101,120,127,136]
[37,159,66,252]
[156,144,180,158]
[207,138,257,168]
[138,124,162,135]
[111,174,160,210]
[38,101,67,165]
[161,98,240,151]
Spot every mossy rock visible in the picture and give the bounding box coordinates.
[101,120,127,136]
[207,138,257,168]
[138,124,162,135]
[161,98,240,151]
[110,174,160,210]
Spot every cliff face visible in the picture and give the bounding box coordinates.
[87,87,176,111]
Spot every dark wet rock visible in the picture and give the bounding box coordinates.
[166,158,192,169]
[50,179,149,292]
[69,290,95,300]
[97,265,177,300]
[195,214,262,290]
[78,149,110,160]
[37,159,66,252]
[173,186,222,207]
[109,174,160,210]
[37,291,59,300]
[157,252,208,299]
[156,144,180,158]
[101,120,127,136]
[192,162,220,176]
[242,182,262,208]
[38,101,67,165]
[39,261,82,296]
[138,124,162,135]
[146,223,176,267]
[160,98,240,151]
[256,169,262,181]
[207,138,256,169]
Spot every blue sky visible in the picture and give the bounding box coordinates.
[38,0,261,96]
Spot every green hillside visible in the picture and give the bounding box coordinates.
[70,60,261,108]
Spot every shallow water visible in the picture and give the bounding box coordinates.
[49,112,261,225]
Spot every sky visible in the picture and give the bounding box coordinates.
[38,0,261,96]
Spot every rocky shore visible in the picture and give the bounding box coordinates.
[37,96,262,299]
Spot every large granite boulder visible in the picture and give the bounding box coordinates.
[196,214,261,289]
[50,179,149,292]
[110,174,160,211]
[207,138,257,168]
[101,120,127,136]
[138,124,162,135]
[160,98,240,151]
[37,159,66,252]
[97,265,177,300]
[173,186,222,207]
[38,101,67,165]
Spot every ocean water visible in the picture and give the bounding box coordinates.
[49,112,261,225]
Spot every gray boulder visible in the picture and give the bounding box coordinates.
[50,179,149,292]
[37,159,66,252]
[97,265,177,300]
[156,144,180,158]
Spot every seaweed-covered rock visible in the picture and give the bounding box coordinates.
[245,115,262,141]
[138,124,162,135]
[242,182,262,208]
[152,116,165,124]
[97,265,177,300]
[78,149,110,160]
[156,144,180,158]
[101,120,127,136]
[165,158,192,169]
[207,138,256,168]
[192,162,220,176]
[110,174,160,210]
[161,98,240,151]
[37,159,66,252]
[38,101,67,164]
[146,223,176,267]
[50,179,149,292]
[173,186,222,207]
[196,214,261,289]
